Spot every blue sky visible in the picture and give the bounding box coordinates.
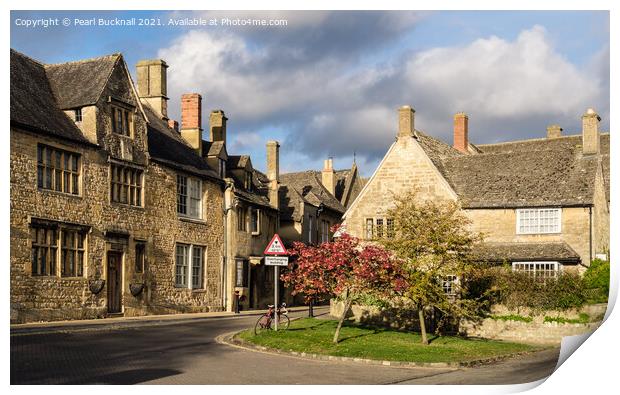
[11,10,609,176]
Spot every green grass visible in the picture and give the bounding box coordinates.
[544,313,590,324]
[488,314,534,323]
[238,318,541,363]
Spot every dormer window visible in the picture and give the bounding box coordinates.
[74,108,82,123]
[111,105,133,137]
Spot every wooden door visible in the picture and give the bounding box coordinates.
[107,252,122,313]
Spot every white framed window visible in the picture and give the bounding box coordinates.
[442,275,458,296]
[512,261,561,280]
[320,220,330,243]
[516,208,561,234]
[177,175,202,219]
[235,259,249,287]
[308,215,315,244]
[175,243,205,289]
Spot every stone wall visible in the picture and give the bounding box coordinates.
[330,300,607,345]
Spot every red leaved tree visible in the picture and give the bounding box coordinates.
[282,226,405,343]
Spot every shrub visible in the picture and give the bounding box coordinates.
[544,313,590,324]
[493,269,585,312]
[489,314,533,323]
[583,258,610,304]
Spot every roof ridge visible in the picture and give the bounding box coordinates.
[477,134,583,147]
[44,53,122,68]
[10,48,45,67]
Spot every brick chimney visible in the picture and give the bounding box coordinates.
[180,93,203,154]
[209,110,227,144]
[582,108,601,155]
[136,59,169,119]
[398,105,415,139]
[453,112,469,153]
[266,141,280,208]
[168,119,179,133]
[321,158,336,195]
[546,124,562,139]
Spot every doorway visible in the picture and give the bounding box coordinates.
[107,251,123,313]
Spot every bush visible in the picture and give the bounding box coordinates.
[544,313,590,324]
[489,314,533,323]
[583,259,610,304]
[493,269,585,312]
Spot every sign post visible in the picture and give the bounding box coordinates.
[264,234,288,332]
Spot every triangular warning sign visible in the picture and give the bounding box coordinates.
[264,234,288,255]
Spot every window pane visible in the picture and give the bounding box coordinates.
[192,246,203,289]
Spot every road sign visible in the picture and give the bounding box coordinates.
[264,234,287,255]
[265,256,289,266]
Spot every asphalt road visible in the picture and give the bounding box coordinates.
[11,309,560,385]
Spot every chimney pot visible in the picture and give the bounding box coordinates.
[453,112,469,153]
[398,105,415,139]
[582,107,601,155]
[168,119,179,133]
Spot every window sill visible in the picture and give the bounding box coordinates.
[111,201,145,210]
[38,188,82,199]
[178,216,207,225]
[516,232,562,235]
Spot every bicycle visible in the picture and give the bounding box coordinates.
[253,303,290,335]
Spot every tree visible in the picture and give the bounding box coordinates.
[379,190,484,345]
[282,226,405,344]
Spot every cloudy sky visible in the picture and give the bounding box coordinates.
[11,10,609,176]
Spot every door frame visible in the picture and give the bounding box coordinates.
[107,250,123,314]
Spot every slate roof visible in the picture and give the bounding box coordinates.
[472,242,581,264]
[202,140,226,158]
[227,155,251,169]
[142,102,222,181]
[279,171,346,221]
[10,49,91,145]
[414,131,610,208]
[45,54,120,109]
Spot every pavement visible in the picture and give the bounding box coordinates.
[10,307,561,385]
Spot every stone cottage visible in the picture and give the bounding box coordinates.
[279,159,365,246]
[10,50,227,323]
[343,105,609,279]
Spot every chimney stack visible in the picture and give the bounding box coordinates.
[546,124,562,139]
[136,59,169,119]
[322,158,336,196]
[168,119,179,133]
[582,108,601,155]
[266,141,280,209]
[453,112,469,153]
[209,110,228,144]
[398,105,415,139]
[180,93,203,154]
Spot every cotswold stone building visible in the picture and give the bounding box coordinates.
[343,105,609,278]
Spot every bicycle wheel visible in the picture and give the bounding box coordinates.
[276,314,290,330]
[254,315,272,335]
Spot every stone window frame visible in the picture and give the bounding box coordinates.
[365,217,395,240]
[110,162,144,207]
[516,208,562,235]
[250,208,261,235]
[29,220,88,279]
[134,241,146,273]
[177,174,203,219]
[512,261,562,281]
[442,275,459,296]
[320,219,330,243]
[308,215,315,244]
[237,206,248,232]
[175,243,205,290]
[37,144,81,196]
[110,104,134,138]
[74,107,83,123]
[218,159,226,179]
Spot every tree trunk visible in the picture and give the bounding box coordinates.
[333,293,352,344]
[418,304,429,345]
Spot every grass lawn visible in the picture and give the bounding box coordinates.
[238,318,542,363]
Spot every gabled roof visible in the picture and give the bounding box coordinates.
[44,53,120,109]
[279,170,346,221]
[10,49,91,145]
[142,101,221,181]
[414,131,610,208]
[202,140,227,159]
[227,155,252,170]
